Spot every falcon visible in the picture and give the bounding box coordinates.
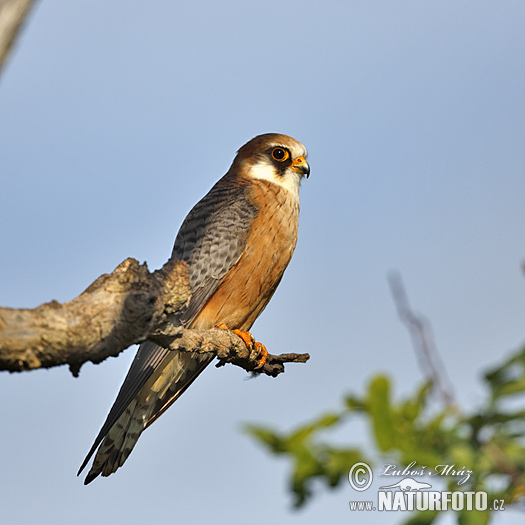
[78,133,309,484]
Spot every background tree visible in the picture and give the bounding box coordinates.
[247,274,525,524]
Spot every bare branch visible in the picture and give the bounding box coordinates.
[150,327,310,378]
[388,271,455,406]
[0,257,308,378]
[0,0,37,77]
[0,258,190,375]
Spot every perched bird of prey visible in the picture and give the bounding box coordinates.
[78,133,309,484]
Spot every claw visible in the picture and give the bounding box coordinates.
[217,324,267,369]
[231,329,255,349]
[253,342,268,369]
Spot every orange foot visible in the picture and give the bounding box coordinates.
[217,324,268,369]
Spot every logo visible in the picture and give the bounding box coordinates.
[380,477,431,491]
[348,462,373,492]
[347,462,505,514]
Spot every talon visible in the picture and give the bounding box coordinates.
[217,324,255,348]
[231,329,256,349]
[254,342,268,369]
[217,325,267,369]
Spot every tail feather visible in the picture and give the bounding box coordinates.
[82,349,212,484]
[84,399,150,484]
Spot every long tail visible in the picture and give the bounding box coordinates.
[82,345,212,484]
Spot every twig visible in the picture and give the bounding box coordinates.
[150,327,310,378]
[388,271,455,406]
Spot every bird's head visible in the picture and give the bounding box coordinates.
[232,133,309,198]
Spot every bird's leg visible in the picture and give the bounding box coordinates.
[217,324,268,369]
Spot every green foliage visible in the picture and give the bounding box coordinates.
[246,346,525,522]
[485,347,525,401]
[245,412,366,506]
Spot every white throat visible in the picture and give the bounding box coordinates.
[247,160,302,201]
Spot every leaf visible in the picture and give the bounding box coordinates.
[323,448,367,487]
[243,425,286,454]
[448,443,475,471]
[458,509,491,525]
[345,394,366,411]
[402,510,439,525]
[367,375,396,451]
[485,347,525,400]
[285,412,342,449]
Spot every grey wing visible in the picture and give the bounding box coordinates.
[173,177,258,326]
[137,179,258,423]
[78,177,257,477]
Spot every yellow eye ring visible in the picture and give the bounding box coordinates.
[271,147,290,162]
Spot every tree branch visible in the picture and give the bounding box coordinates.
[150,327,310,378]
[0,258,191,375]
[0,0,37,78]
[388,270,455,406]
[0,257,309,377]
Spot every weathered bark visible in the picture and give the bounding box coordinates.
[0,258,191,375]
[151,327,310,378]
[0,258,309,377]
[0,0,37,77]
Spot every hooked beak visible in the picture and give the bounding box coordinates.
[291,156,310,178]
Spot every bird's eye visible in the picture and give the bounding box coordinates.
[271,147,289,162]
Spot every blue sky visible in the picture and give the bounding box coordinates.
[1,2,525,524]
